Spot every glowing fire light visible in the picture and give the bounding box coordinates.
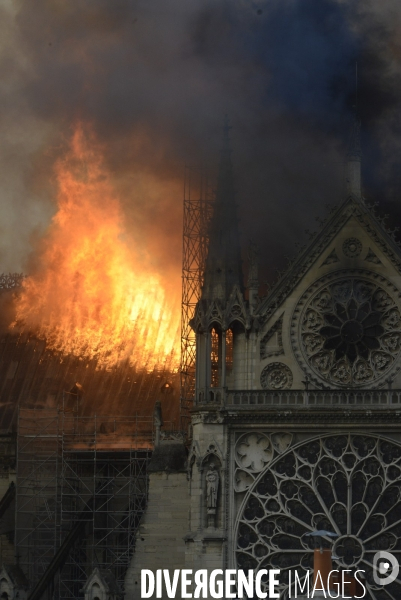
[13,125,180,370]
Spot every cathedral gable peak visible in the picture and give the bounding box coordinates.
[191,299,207,332]
[192,285,253,333]
[191,298,223,332]
[258,196,401,319]
[206,299,225,327]
[224,285,249,330]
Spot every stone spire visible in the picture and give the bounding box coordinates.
[247,241,259,314]
[201,116,243,302]
[346,112,362,199]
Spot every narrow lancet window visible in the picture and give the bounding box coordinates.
[211,328,220,387]
[226,328,233,378]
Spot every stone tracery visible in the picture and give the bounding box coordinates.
[235,433,401,600]
[343,237,362,258]
[292,273,401,387]
[260,363,293,390]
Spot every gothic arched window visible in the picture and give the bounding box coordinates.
[210,327,220,387]
[226,328,234,377]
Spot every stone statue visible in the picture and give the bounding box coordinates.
[206,462,219,513]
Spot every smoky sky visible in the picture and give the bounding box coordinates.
[1,0,401,286]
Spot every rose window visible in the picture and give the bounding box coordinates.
[235,434,401,600]
[320,297,383,363]
[292,275,401,386]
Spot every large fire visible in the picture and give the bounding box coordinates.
[13,125,181,370]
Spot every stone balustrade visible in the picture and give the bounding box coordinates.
[196,387,401,407]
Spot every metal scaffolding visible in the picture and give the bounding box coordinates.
[180,165,213,424]
[16,408,153,599]
[0,273,24,290]
[15,409,60,589]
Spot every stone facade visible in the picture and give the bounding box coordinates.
[128,120,401,599]
[125,443,189,599]
[186,119,401,599]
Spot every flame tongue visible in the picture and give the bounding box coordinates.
[13,125,180,370]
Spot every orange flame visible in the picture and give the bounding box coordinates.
[13,125,181,370]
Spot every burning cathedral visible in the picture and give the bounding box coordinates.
[126,118,401,600]
[1,116,401,600]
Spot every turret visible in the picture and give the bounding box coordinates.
[193,118,248,403]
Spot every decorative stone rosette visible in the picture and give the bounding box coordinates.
[291,272,401,387]
[343,237,362,258]
[235,433,401,599]
[260,363,293,390]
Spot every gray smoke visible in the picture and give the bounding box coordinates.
[1,0,401,286]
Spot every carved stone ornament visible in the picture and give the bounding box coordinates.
[343,237,362,258]
[365,248,381,265]
[260,362,293,390]
[259,199,401,322]
[235,433,401,599]
[234,432,293,493]
[291,271,401,387]
[234,469,254,493]
[321,248,339,266]
[236,433,273,472]
[260,314,284,359]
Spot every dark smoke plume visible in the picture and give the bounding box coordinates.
[1,0,401,286]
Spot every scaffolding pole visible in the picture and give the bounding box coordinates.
[16,408,153,600]
[58,413,152,599]
[180,165,213,427]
